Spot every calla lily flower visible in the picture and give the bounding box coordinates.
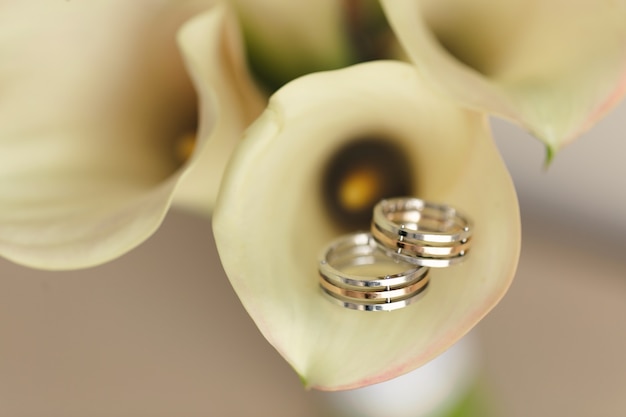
[213,61,521,390]
[0,1,258,269]
[380,0,626,157]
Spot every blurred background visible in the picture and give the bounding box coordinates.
[1,101,625,416]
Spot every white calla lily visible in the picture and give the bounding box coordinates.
[213,61,520,390]
[380,0,626,157]
[0,1,246,269]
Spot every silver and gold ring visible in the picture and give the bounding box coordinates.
[320,287,428,312]
[371,197,472,267]
[318,232,430,312]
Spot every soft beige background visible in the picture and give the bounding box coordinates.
[1,102,625,416]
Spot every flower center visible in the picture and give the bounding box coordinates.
[174,131,197,164]
[168,100,198,169]
[322,138,414,231]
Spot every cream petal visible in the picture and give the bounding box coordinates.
[0,1,215,269]
[380,0,626,155]
[213,61,520,390]
[229,0,353,89]
[173,4,265,214]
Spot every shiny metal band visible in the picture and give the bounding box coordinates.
[320,283,429,312]
[319,273,429,300]
[319,232,429,288]
[371,197,472,267]
[371,225,471,257]
[318,232,430,311]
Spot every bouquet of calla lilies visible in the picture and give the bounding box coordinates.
[1,0,625,391]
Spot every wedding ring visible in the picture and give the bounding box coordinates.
[371,227,471,258]
[371,197,472,267]
[318,232,430,311]
[373,197,472,243]
[319,275,429,300]
[320,285,429,312]
[319,232,429,289]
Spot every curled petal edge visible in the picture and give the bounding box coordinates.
[174,3,265,214]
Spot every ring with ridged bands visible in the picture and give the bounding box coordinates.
[371,197,472,267]
[318,232,430,311]
[320,286,429,312]
[319,275,429,300]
